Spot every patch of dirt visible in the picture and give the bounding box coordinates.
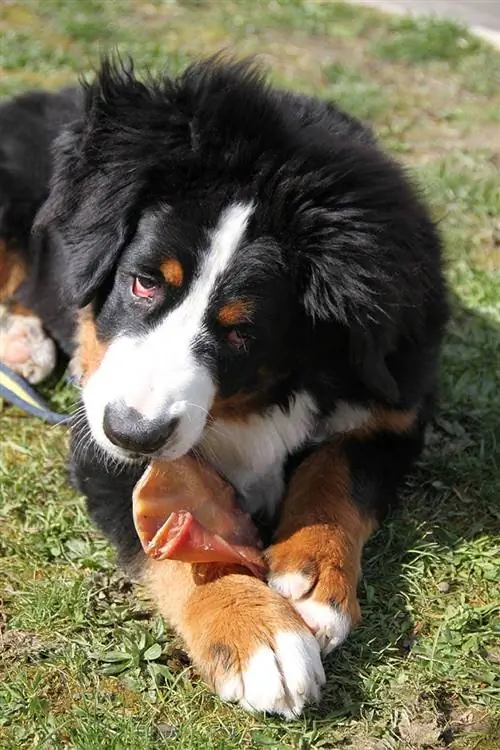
[91,571,135,600]
[446,706,497,740]
[396,691,499,749]
[398,620,426,656]
[156,723,177,740]
[350,741,391,750]
[0,628,49,661]
[166,645,191,675]
[398,712,442,748]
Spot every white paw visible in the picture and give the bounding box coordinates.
[268,571,313,599]
[269,572,352,655]
[217,630,325,719]
[293,599,351,655]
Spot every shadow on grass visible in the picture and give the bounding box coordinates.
[310,295,499,731]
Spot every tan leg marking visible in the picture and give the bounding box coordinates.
[141,557,325,718]
[267,443,376,654]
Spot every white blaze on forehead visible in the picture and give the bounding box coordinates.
[150,201,254,342]
[154,200,254,341]
[83,201,254,459]
[199,202,254,298]
[124,200,254,415]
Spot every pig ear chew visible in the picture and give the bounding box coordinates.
[143,510,267,578]
[132,457,267,577]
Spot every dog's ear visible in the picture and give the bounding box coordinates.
[35,63,143,308]
[36,129,123,308]
[348,321,400,405]
[300,248,401,405]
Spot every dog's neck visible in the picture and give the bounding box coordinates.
[198,391,318,518]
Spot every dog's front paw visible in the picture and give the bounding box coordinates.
[266,531,360,655]
[182,572,325,718]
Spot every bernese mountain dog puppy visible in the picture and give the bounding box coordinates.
[1,57,449,718]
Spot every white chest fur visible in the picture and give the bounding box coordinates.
[198,391,317,517]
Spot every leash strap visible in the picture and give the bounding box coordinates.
[0,362,68,425]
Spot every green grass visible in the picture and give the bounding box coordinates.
[1,1,499,748]
[372,17,482,64]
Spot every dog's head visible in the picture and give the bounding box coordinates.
[37,57,441,462]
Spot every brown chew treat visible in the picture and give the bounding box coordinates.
[132,456,267,578]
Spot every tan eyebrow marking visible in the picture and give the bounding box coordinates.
[160,258,184,288]
[217,300,252,326]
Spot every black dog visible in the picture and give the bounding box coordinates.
[1,57,448,718]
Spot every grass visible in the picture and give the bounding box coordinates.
[1,1,499,748]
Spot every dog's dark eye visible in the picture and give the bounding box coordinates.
[131,275,160,300]
[227,328,248,351]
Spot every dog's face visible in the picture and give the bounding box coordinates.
[38,58,435,463]
[81,199,294,461]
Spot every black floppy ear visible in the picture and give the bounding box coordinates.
[35,61,145,308]
[301,252,401,405]
[35,120,133,308]
[349,322,400,405]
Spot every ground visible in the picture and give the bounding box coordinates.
[0,2,499,749]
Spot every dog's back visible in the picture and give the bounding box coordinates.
[0,87,83,353]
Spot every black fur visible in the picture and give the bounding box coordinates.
[2,56,448,569]
[0,87,82,352]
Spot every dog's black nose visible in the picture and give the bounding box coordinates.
[102,402,179,454]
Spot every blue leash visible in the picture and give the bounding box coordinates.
[0,361,68,424]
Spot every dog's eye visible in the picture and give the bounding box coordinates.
[227,328,248,351]
[131,276,160,300]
